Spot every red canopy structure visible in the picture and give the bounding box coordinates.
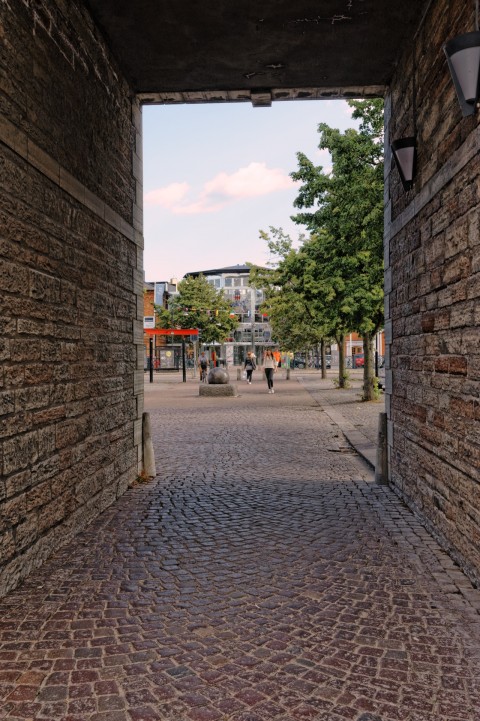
[144,328,199,336]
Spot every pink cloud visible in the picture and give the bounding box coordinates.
[145,163,297,215]
[145,182,189,208]
[171,199,224,215]
[204,162,295,200]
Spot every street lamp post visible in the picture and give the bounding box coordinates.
[149,337,154,383]
[181,337,186,383]
[250,287,256,357]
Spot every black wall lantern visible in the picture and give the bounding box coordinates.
[391,137,417,191]
[444,0,480,116]
[391,51,417,193]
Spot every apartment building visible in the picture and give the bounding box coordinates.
[185,264,275,366]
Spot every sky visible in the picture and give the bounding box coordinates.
[143,99,359,283]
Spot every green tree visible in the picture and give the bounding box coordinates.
[155,274,237,345]
[250,228,332,376]
[290,99,384,398]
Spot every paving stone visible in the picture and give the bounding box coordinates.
[0,373,479,719]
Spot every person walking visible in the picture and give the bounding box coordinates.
[244,351,256,384]
[198,352,209,382]
[263,349,277,393]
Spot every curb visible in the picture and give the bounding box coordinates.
[297,377,378,470]
[319,401,377,469]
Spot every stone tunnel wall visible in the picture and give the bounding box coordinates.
[0,0,144,595]
[385,0,480,584]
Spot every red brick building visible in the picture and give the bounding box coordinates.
[143,281,178,368]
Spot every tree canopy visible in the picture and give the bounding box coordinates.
[290,99,384,340]
[250,229,329,353]
[155,274,237,345]
[254,99,385,396]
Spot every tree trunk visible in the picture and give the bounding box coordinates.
[320,339,326,379]
[337,333,346,388]
[362,331,376,401]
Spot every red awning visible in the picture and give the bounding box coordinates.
[144,329,199,336]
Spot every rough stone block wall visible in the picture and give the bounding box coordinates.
[0,1,144,595]
[385,0,480,584]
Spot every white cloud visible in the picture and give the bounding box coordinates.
[145,162,297,215]
[341,100,355,116]
[315,148,331,163]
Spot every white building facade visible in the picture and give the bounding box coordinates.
[185,264,275,366]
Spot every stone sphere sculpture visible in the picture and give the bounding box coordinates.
[208,367,230,384]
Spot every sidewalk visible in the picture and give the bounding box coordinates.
[297,371,384,469]
[1,372,479,721]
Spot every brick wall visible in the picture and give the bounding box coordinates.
[385,0,480,584]
[143,286,154,362]
[144,287,155,319]
[0,1,144,595]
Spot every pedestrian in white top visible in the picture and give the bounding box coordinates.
[263,350,277,393]
[244,351,256,383]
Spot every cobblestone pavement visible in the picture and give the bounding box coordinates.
[1,372,480,721]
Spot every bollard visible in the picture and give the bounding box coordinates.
[142,412,156,478]
[375,412,388,484]
[237,367,241,381]
[286,368,290,380]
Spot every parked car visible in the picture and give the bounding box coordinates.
[293,354,332,369]
[353,353,364,367]
[293,355,306,369]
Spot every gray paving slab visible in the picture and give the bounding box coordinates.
[296,371,384,469]
[1,371,479,721]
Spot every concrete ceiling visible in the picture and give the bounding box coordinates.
[85,0,429,106]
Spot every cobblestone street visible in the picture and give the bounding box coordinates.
[1,372,480,721]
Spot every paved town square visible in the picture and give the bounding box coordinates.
[1,372,479,721]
